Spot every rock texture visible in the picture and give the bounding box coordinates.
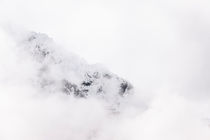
[18,32,133,103]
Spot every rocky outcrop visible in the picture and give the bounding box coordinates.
[18,32,133,102]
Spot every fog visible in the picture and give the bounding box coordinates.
[0,0,210,139]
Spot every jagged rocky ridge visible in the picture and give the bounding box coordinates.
[18,32,133,102]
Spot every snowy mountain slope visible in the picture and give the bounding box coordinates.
[15,31,133,104]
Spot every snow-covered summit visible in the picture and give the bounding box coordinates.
[17,31,133,103]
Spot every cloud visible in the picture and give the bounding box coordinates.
[0,0,210,139]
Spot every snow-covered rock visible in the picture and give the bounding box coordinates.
[17,31,133,104]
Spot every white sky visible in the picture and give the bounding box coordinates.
[0,0,209,94]
[0,0,210,91]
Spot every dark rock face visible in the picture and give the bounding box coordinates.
[19,31,133,101]
[62,72,133,98]
[120,81,133,96]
